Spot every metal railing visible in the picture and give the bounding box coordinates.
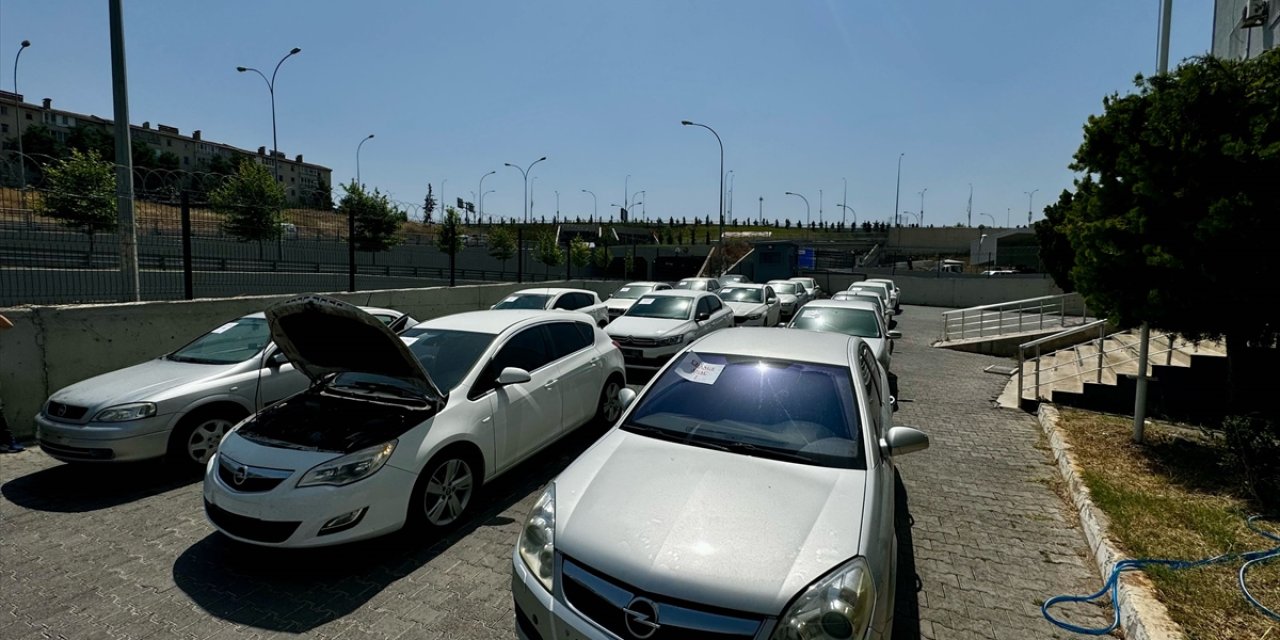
[941,292,1088,342]
[1017,324,1200,402]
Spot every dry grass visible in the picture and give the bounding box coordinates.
[1057,408,1280,639]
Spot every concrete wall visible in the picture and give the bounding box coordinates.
[806,269,1063,308]
[0,279,623,440]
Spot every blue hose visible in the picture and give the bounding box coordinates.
[1041,515,1280,635]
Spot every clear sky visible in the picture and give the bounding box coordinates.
[2,1,1213,227]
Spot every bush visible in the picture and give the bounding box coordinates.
[1221,413,1280,506]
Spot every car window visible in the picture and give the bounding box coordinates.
[626,296,693,320]
[859,346,885,438]
[400,327,496,392]
[552,294,576,310]
[789,307,882,338]
[494,293,552,310]
[655,284,671,291]
[764,286,776,300]
[695,296,712,318]
[168,317,271,365]
[623,352,865,469]
[719,287,763,303]
[708,297,723,312]
[676,279,707,291]
[471,326,553,398]
[545,321,593,360]
[612,285,654,299]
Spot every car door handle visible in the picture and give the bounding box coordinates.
[481,416,492,424]
[589,357,600,367]
[543,379,558,389]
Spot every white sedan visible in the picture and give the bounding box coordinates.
[718,283,781,326]
[203,296,626,547]
[492,288,611,326]
[603,281,673,322]
[604,290,733,370]
[787,299,901,371]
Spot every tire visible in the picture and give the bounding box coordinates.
[595,375,625,426]
[408,449,481,532]
[167,407,243,472]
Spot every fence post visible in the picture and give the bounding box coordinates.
[1133,322,1150,443]
[1097,322,1105,383]
[180,191,193,300]
[1017,347,1024,404]
[517,228,524,283]
[1034,344,1041,399]
[347,207,356,292]
[1166,333,1174,366]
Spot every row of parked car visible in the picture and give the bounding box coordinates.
[33,275,924,640]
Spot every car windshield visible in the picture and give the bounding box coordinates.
[493,293,551,310]
[719,287,763,303]
[849,287,887,302]
[770,282,798,294]
[168,317,271,364]
[397,328,496,392]
[622,352,864,469]
[612,285,654,300]
[626,296,692,320]
[789,307,881,338]
[674,280,708,290]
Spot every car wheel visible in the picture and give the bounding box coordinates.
[167,407,242,472]
[595,375,625,426]
[409,451,479,531]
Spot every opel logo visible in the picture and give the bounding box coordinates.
[622,597,660,639]
[54,403,67,417]
[232,465,249,486]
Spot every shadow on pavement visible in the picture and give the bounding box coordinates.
[171,423,607,633]
[1,459,198,513]
[893,470,923,640]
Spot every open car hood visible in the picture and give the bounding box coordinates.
[265,295,443,401]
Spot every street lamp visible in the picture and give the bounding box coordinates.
[630,190,645,219]
[784,191,811,230]
[479,189,494,224]
[893,153,904,227]
[236,47,302,185]
[531,176,539,219]
[478,170,495,220]
[918,188,927,227]
[681,120,725,250]
[355,133,374,186]
[504,156,547,224]
[978,233,990,266]
[726,170,735,220]
[836,203,857,227]
[581,189,598,221]
[980,212,996,228]
[13,39,31,202]
[1024,188,1040,226]
[901,211,920,226]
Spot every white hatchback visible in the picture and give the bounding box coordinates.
[203,296,625,548]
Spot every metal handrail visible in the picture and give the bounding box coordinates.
[1018,329,1200,402]
[942,292,1087,342]
[1020,319,1108,349]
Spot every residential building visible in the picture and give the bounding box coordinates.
[0,91,331,205]
[1213,0,1278,59]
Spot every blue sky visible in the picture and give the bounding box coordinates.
[3,1,1212,227]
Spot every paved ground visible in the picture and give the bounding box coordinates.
[0,304,1108,639]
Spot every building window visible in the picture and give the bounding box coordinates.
[25,113,32,120]
[0,106,6,115]
[1,124,7,133]
[166,139,172,147]
[184,156,190,165]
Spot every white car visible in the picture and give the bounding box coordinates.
[718,283,781,327]
[673,277,722,292]
[848,282,893,318]
[203,296,626,547]
[789,276,822,300]
[492,288,610,327]
[766,280,809,318]
[604,290,733,370]
[833,290,893,329]
[787,299,901,370]
[864,278,901,312]
[603,282,673,322]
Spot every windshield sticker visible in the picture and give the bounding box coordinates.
[210,322,238,334]
[502,296,518,303]
[637,298,655,305]
[619,287,630,292]
[675,355,725,385]
[400,336,419,346]
[801,309,822,318]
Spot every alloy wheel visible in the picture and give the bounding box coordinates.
[601,381,623,423]
[186,417,233,464]
[422,458,474,526]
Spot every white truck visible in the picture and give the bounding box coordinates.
[491,287,612,326]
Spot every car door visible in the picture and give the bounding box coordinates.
[763,286,781,326]
[708,295,733,330]
[544,321,601,431]
[254,345,308,409]
[857,344,898,606]
[479,325,563,472]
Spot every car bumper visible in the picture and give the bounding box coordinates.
[615,343,683,370]
[733,315,768,327]
[35,413,173,462]
[202,454,418,548]
[512,551,613,640]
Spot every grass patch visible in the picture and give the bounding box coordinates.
[1058,409,1279,639]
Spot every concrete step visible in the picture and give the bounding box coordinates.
[1103,337,1144,377]
[1073,341,1116,385]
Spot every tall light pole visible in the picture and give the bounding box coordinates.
[237,47,302,184]
[624,174,631,221]
[901,211,920,226]
[837,203,857,227]
[819,189,824,226]
[630,190,645,219]
[1024,189,1039,226]
[355,133,374,186]
[893,153,904,227]
[967,183,974,227]
[478,170,495,221]
[581,189,597,221]
[726,170,735,221]
[841,178,848,228]
[479,189,494,224]
[531,176,539,220]
[505,156,547,224]
[917,188,927,227]
[555,190,560,219]
[13,39,31,204]
[980,212,996,228]
[108,1,139,299]
[681,120,725,250]
[758,196,764,224]
[784,191,810,231]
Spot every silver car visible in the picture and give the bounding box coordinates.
[766,279,808,318]
[787,299,901,371]
[512,328,930,640]
[832,290,893,329]
[35,306,415,470]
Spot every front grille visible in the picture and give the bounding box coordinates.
[38,439,114,460]
[204,499,300,543]
[615,336,659,347]
[608,308,625,318]
[44,401,88,422]
[733,315,747,325]
[561,557,762,640]
[216,455,292,493]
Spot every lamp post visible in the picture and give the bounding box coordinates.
[726,170,734,221]
[819,189,823,226]
[478,170,495,221]
[917,188,927,227]
[784,191,810,233]
[980,212,996,228]
[555,189,560,220]
[841,177,848,228]
[1024,188,1039,226]
[630,190,645,219]
[901,211,920,226]
[624,174,631,222]
[837,203,857,227]
[504,156,547,224]
[13,39,31,205]
[355,133,374,186]
[531,176,539,220]
[978,233,990,266]
[681,120,725,251]
[479,189,494,224]
[581,189,597,221]
[237,47,302,185]
[893,153,904,227]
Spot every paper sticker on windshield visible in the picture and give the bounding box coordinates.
[637,298,655,305]
[502,296,518,303]
[675,355,724,385]
[210,322,238,334]
[619,287,630,292]
[400,336,419,346]
[801,309,822,318]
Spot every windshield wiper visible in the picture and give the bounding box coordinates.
[166,354,222,364]
[621,422,698,445]
[718,441,817,464]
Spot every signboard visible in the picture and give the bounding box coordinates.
[798,247,816,270]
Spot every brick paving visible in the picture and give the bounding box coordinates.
[1,304,1109,639]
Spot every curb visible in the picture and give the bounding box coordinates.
[1036,404,1185,640]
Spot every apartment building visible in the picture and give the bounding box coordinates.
[1213,0,1278,59]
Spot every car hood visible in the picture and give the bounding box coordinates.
[774,293,798,303]
[724,301,768,316]
[605,298,638,311]
[266,295,443,401]
[604,316,692,338]
[556,431,867,614]
[49,358,243,411]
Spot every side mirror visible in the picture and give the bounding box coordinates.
[267,351,289,368]
[887,330,902,340]
[496,367,533,386]
[618,388,637,411]
[883,426,929,456]
[696,311,711,322]
[767,297,778,304]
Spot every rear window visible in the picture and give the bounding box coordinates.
[494,294,551,310]
[719,287,763,303]
[789,307,881,338]
[626,296,693,320]
[675,280,708,290]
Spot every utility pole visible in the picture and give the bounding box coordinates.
[819,189,823,226]
[967,183,973,227]
[758,196,763,224]
[109,0,139,301]
[842,178,847,228]
[893,154,904,227]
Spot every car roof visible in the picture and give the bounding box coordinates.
[508,287,588,296]
[622,281,667,287]
[678,277,717,282]
[412,309,592,334]
[864,278,895,285]
[691,327,858,367]
[645,289,706,298]
[803,299,880,312]
[242,305,398,321]
[720,283,767,290]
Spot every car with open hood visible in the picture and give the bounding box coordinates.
[766,279,809,319]
[35,305,415,471]
[491,287,610,326]
[511,328,929,640]
[603,281,672,322]
[787,299,901,371]
[717,283,781,326]
[604,290,732,370]
[203,296,625,547]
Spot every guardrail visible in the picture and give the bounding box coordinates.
[1017,322,1185,403]
[941,292,1087,342]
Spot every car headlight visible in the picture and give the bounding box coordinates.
[772,557,876,640]
[93,402,157,422]
[297,441,397,487]
[748,313,763,320]
[658,334,684,346]
[518,484,556,592]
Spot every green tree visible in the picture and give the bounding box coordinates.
[1035,187,1084,293]
[339,181,403,254]
[436,206,464,286]
[423,184,437,224]
[311,179,334,209]
[534,229,564,276]
[66,125,115,160]
[624,249,635,278]
[488,225,517,274]
[38,149,116,254]
[1063,51,1280,412]
[570,237,592,271]
[592,244,610,270]
[211,159,285,243]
